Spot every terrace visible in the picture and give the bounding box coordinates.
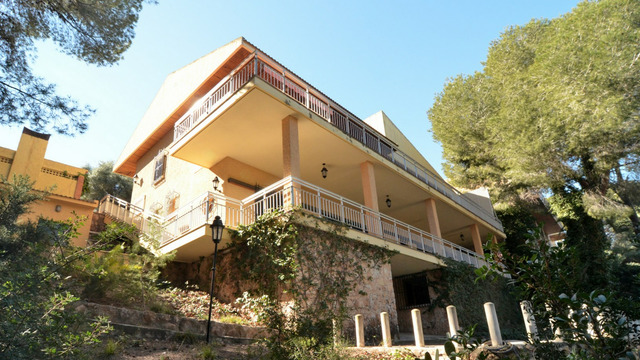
[170,50,503,233]
[98,176,487,269]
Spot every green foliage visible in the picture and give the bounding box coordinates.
[478,227,640,359]
[0,175,111,358]
[0,0,152,135]
[83,161,133,201]
[495,203,539,256]
[430,258,525,339]
[428,0,640,272]
[444,325,487,360]
[227,209,394,359]
[76,221,175,310]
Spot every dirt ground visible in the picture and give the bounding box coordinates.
[92,337,264,360]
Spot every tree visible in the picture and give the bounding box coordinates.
[0,175,111,358]
[84,161,133,201]
[428,0,640,287]
[0,0,151,135]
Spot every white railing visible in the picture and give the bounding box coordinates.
[111,177,486,268]
[171,50,502,232]
[97,195,166,237]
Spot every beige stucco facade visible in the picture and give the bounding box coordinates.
[1,128,97,246]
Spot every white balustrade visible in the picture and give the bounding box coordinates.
[170,50,502,231]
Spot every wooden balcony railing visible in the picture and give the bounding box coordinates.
[172,51,503,232]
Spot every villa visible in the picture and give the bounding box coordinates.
[1,128,97,247]
[109,37,506,335]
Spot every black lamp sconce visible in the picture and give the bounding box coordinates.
[386,195,391,208]
[321,163,328,179]
[212,176,220,192]
[133,174,143,186]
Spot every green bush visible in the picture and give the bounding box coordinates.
[0,175,111,359]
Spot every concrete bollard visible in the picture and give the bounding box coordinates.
[446,305,461,338]
[520,301,539,341]
[546,303,563,341]
[484,302,503,346]
[355,314,365,348]
[411,309,425,347]
[380,312,392,347]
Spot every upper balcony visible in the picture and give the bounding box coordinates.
[168,50,503,235]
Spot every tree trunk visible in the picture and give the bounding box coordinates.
[614,167,640,238]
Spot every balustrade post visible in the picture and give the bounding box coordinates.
[282,70,286,92]
[253,55,258,76]
[306,88,309,108]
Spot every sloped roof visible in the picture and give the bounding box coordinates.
[114,37,253,176]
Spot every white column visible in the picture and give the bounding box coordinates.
[355,314,365,348]
[380,312,392,347]
[411,309,425,347]
[484,302,503,346]
[446,305,461,338]
[520,301,538,341]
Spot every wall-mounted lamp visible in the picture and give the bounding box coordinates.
[386,195,391,208]
[133,174,143,186]
[321,163,328,179]
[460,234,465,242]
[55,205,62,212]
[212,176,220,192]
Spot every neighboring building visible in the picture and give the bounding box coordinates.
[110,38,506,335]
[0,128,97,247]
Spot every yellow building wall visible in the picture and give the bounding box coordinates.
[131,130,281,216]
[132,130,219,216]
[2,128,96,247]
[26,196,97,247]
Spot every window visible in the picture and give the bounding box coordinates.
[393,272,431,310]
[154,152,166,183]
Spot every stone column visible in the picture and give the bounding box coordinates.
[470,223,485,256]
[424,198,442,238]
[446,305,461,338]
[411,309,425,347]
[520,301,538,341]
[355,314,365,348]
[484,302,503,346]
[380,312,392,347]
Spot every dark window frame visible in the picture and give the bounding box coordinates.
[153,153,166,184]
[393,272,431,310]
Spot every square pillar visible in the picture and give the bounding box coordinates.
[360,161,381,235]
[360,161,378,211]
[470,223,484,255]
[282,116,300,178]
[424,198,442,238]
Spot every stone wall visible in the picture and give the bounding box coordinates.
[73,301,267,341]
[162,221,399,341]
[397,269,449,336]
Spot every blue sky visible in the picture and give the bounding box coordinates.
[0,1,580,176]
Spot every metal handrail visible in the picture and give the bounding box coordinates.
[170,52,502,231]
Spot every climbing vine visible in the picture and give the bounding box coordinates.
[429,258,525,340]
[227,209,395,358]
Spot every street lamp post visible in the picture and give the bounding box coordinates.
[206,215,225,343]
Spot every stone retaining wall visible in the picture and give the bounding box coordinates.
[73,301,267,341]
